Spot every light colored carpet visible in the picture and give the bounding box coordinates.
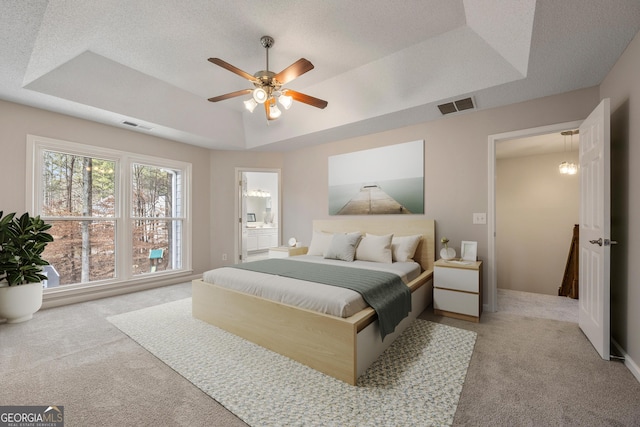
[108,298,477,427]
[498,288,578,323]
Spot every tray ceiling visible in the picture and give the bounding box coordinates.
[1,0,639,150]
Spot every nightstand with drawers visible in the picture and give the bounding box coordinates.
[433,258,483,322]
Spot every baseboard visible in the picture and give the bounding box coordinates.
[42,273,201,309]
[612,338,640,384]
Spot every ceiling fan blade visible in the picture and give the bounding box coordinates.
[208,58,258,83]
[208,89,252,102]
[284,89,328,109]
[274,58,314,85]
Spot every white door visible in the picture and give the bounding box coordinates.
[579,98,611,360]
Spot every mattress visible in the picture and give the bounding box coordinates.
[201,255,422,318]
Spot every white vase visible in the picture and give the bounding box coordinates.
[440,247,456,260]
[0,282,43,323]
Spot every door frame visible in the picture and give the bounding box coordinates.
[487,120,582,312]
[234,167,282,263]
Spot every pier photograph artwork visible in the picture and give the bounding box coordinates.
[328,140,424,215]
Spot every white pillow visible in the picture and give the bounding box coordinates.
[307,231,334,256]
[324,232,362,262]
[356,233,393,263]
[391,234,422,262]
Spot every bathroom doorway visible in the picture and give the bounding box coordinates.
[236,168,281,262]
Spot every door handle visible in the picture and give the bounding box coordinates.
[589,238,618,247]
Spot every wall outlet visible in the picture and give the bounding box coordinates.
[473,213,487,225]
[222,253,228,261]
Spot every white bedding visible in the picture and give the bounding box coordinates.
[201,255,422,318]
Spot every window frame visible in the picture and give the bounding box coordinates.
[26,134,192,291]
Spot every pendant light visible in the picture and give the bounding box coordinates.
[559,130,578,175]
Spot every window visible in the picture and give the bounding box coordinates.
[131,163,183,275]
[40,151,117,284]
[27,135,191,289]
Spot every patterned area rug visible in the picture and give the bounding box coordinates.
[108,298,477,427]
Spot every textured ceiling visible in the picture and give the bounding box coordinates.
[1,0,639,151]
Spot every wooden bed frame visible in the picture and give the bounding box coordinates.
[192,218,435,385]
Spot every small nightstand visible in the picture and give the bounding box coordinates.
[433,258,483,322]
[268,246,308,258]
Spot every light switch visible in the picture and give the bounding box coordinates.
[473,213,486,224]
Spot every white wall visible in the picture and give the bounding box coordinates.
[600,30,640,379]
[496,150,579,295]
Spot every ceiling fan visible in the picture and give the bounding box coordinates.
[207,35,328,121]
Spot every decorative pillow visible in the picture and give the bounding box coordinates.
[307,231,334,256]
[391,234,422,262]
[324,232,362,262]
[355,233,393,263]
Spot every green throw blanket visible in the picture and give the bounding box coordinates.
[230,258,411,340]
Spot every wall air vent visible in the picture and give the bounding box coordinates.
[437,97,475,115]
[437,103,457,115]
[121,120,152,131]
[454,97,474,111]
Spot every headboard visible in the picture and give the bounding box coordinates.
[312,218,435,272]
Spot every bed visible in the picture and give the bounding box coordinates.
[192,218,435,385]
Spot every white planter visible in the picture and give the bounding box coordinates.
[0,282,43,323]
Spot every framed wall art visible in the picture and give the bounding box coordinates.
[328,140,424,215]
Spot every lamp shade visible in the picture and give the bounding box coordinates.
[269,103,281,119]
[279,94,293,110]
[244,98,258,112]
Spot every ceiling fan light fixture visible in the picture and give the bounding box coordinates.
[244,98,258,112]
[252,87,268,104]
[279,93,293,110]
[269,102,282,119]
[207,36,327,123]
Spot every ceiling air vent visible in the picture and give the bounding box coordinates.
[437,97,475,115]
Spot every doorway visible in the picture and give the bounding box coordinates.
[496,130,580,295]
[236,168,281,263]
[487,120,582,312]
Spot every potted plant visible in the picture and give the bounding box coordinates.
[0,211,53,323]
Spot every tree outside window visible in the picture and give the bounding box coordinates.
[131,163,183,275]
[41,151,116,285]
